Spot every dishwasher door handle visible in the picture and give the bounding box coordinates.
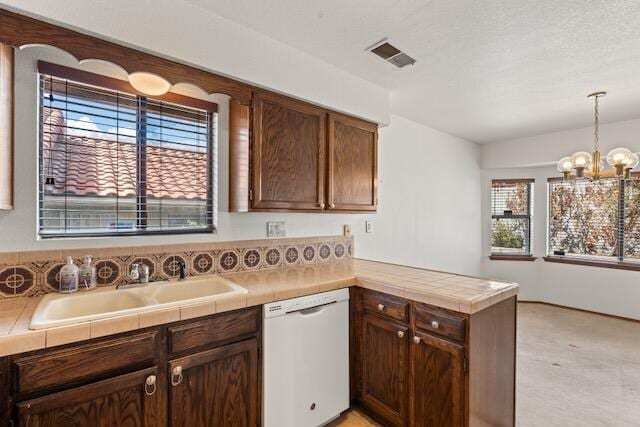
[288,301,337,316]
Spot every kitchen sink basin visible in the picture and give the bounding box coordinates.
[149,278,244,304]
[30,276,247,330]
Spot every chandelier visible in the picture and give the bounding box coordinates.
[557,92,639,179]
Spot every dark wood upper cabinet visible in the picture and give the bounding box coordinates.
[17,368,161,427]
[327,113,377,211]
[229,91,378,213]
[409,331,464,427]
[169,338,258,427]
[359,313,408,426]
[251,91,326,210]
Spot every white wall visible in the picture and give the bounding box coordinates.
[358,115,482,276]
[482,120,640,320]
[0,47,483,276]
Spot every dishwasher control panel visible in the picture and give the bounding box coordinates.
[263,287,351,318]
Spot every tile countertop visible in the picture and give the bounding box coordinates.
[0,259,518,357]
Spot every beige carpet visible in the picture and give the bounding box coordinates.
[330,303,640,426]
[517,303,640,427]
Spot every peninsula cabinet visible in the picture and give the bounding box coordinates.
[1,307,261,427]
[229,90,378,213]
[351,288,516,427]
[359,313,408,425]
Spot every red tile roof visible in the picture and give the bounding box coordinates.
[42,108,208,200]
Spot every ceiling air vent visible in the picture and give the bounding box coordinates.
[369,40,416,68]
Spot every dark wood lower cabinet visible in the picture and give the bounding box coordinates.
[359,313,408,426]
[2,307,261,427]
[1,291,514,427]
[169,338,258,427]
[17,367,160,427]
[410,332,464,427]
[353,289,516,427]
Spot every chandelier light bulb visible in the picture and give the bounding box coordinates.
[557,157,573,173]
[606,147,633,166]
[570,151,592,168]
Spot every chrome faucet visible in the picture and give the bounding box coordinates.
[116,263,149,290]
[177,260,187,280]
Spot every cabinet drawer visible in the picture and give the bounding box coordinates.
[414,303,466,342]
[15,331,158,394]
[363,290,408,323]
[169,307,260,354]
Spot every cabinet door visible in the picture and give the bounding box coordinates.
[327,113,377,211]
[360,313,408,426]
[169,338,258,427]
[252,91,326,210]
[410,332,464,427]
[17,367,160,427]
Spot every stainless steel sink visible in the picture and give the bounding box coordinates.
[30,276,247,330]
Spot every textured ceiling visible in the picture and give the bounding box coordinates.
[187,0,640,143]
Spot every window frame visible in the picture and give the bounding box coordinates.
[489,178,536,260]
[37,61,218,238]
[544,174,640,270]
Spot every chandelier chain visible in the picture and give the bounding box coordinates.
[594,94,600,152]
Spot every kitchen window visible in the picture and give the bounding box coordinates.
[38,62,217,238]
[490,179,534,258]
[547,176,640,265]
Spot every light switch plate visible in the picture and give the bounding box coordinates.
[365,220,373,233]
[267,221,286,238]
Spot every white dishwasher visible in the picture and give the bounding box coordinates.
[263,288,350,427]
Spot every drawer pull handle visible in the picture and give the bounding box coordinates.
[413,336,420,344]
[171,366,184,386]
[431,320,440,329]
[145,375,157,396]
[377,304,385,311]
[397,330,405,338]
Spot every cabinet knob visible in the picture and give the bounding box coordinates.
[431,320,440,329]
[397,330,405,338]
[171,366,184,387]
[145,375,157,396]
[377,303,385,311]
[413,336,421,344]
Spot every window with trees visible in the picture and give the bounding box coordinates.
[548,176,640,263]
[39,62,217,237]
[490,179,534,257]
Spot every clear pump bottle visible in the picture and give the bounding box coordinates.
[78,256,97,291]
[59,256,79,293]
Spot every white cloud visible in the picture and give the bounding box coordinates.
[66,115,136,143]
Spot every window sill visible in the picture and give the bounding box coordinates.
[489,255,537,261]
[543,256,640,272]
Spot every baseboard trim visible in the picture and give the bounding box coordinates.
[518,300,640,323]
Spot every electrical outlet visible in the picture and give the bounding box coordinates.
[267,221,286,238]
[343,224,352,237]
[365,220,373,233]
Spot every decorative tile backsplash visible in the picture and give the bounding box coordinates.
[0,235,353,299]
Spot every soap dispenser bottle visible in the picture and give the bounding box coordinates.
[59,256,79,293]
[78,255,97,291]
